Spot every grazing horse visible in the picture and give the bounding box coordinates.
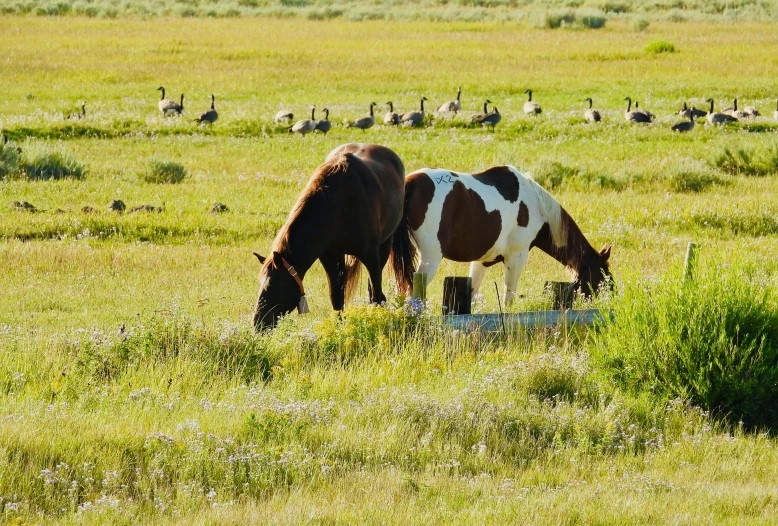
[389,165,612,304]
[253,143,406,330]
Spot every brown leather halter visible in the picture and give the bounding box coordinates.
[279,255,305,299]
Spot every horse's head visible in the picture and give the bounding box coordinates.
[252,251,303,331]
[573,245,613,297]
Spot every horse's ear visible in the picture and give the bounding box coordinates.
[253,252,266,264]
[600,245,612,261]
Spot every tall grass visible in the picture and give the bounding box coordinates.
[593,261,778,430]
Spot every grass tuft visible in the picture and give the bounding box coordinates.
[644,40,676,53]
[19,141,86,180]
[143,160,187,184]
[713,144,778,177]
[0,139,21,179]
[668,167,727,192]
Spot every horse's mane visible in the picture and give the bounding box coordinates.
[521,169,568,248]
[272,153,352,254]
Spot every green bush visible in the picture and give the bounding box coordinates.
[143,160,187,184]
[645,40,676,53]
[20,141,86,180]
[593,263,778,430]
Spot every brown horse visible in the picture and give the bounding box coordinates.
[389,165,612,303]
[253,143,408,330]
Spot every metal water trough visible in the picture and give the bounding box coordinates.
[442,308,610,332]
[414,273,610,333]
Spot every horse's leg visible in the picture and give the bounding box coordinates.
[469,261,489,295]
[503,251,529,306]
[360,247,387,305]
[366,240,392,301]
[319,252,346,311]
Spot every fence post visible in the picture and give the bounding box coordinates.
[683,242,699,283]
[412,272,427,301]
[442,277,472,315]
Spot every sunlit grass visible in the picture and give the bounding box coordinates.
[2,15,778,524]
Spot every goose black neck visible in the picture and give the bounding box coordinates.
[456,88,461,101]
[311,107,316,120]
[483,101,488,113]
[420,98,425,111]
[160,88,165,100]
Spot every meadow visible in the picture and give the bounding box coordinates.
[1,13,778,524]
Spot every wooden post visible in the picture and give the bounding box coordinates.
[442,277,472,315]
[545,281,575,310]
[683,242,699,283]
[412,272,427,301]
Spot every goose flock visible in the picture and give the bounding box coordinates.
[49,87,778,137]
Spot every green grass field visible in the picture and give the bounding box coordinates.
[2,14,778,524]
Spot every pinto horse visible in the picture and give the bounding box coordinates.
[253,143,407,330]
[390,165,612,304]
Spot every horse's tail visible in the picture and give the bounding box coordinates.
[389,183,418,296]
[343,255,362,303]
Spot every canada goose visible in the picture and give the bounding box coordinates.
[471,100,492,124]
[584,98,601,123]
[157,87,182,116]
[478,106,501,129]
[624,97,652,123]
[291,106,317,136]
[401,97,428,127]
[195,94,218,124]
[523,89,541,115]
[774,99,778,121]
[315,108,331,134]
[274,110,294,124]
[671,109,696,132]
[65,102,86,120]
[722,98,744,119]
[436,87,462,113]
[742,100,760,118]
[705,99,738,125]
[383,102,400,125]
[677,102,707,119]
[634,100,655,121]
[346,102,377,131]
